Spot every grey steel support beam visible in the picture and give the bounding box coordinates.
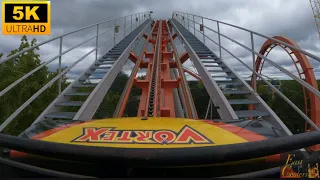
[173,85,185,118]
[170,19,238,120]
[73,21,152,121]
[167,36,186,118]
[166,22,198,119]
[171,69,185,118]
[58,37,63,94]
[205,100,211,119]
[250,32,257,92]
[173,69,188,118]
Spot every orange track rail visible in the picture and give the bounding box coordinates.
[116,21,157,117]
[118,20,198,119]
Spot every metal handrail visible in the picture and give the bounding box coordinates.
[203,34,320,131]
[177,12,320,91]
[175,12,320,98]
[0,11,149,97]
[0,37,113,131]
[0,28,113,98]
[172,12,320,131]
[174,11,320,63]
[0,11,149,65]
[0,12,151,131]
[203,24,320,98]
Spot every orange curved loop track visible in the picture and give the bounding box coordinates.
[250,36,320,151]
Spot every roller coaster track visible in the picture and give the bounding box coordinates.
[1,11,320,177]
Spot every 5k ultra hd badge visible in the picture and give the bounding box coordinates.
[2,1,51,35]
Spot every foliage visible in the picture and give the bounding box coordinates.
[189,79,315,134]
[93,72,129,119]
[94,72,142,118]
[189,81,219,119]
[0,36,68,135]
[269,80,306,133]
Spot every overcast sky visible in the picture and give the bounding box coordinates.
[0,0,320,81]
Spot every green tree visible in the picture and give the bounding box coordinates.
[94,92,121,119]
[269,80,306,134]
[94,72,132,118]
[0,36,68,135]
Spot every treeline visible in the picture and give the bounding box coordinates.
[89,70,318,134]
[0,36,317,135]
[190,80,318,134]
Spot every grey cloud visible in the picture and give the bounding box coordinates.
[0,0,319,81]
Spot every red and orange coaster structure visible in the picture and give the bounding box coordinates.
[116,20,197,118]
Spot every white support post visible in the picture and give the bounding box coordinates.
[202,17,205,45]
[251,32,257,92]
[58,37,63,94]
